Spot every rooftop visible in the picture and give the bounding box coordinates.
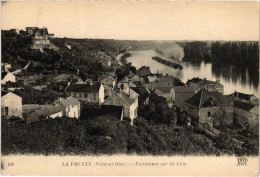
[66,82,101,93]
[156,87,173,93]
[55,96,80,108]
[185,89,233,108]
[234,101,256,112]
[173,86,194,93]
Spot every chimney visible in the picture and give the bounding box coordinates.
[216,79,220,84]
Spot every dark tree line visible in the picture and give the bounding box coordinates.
[183,42,211,60]
[211,41,259,70]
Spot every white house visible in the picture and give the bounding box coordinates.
[65,80,105,105]
[1,72,16,85]
[54,96,81,118]
[1,92,23,118]
[103,86,139,125]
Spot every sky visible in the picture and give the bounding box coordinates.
[1,1,259,41]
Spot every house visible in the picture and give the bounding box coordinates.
[157,76,174,87]
[185,89,233,129]
[130,87,150,106]
[172,86,195,109]
[103,86,139,125]
[26,105,63,123]
[1,92,22,119]
[233,101,259,135]
[65,80,105,105]
[142,75,174,90]
[1,63,12,72]
[187,78,224,94]
[154,87,174,101]
[10,29,19,35]
[118,78,138,89]
[125,71,141,82]
[1,72,16,85]
[25,27,56,49]
[54,96,81,118]
[230,91,259,105]
[98,74,116,89]
[80,105,124,121]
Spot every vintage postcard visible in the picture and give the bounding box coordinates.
[1,1,259,176]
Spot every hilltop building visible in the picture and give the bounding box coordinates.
[25,27,57,50]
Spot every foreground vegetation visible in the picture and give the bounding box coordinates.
[2,115,258,156]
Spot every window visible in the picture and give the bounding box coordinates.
[194,110,197,116]
[94,93,96,100]
[4,107,8,116]
[208,112,211,117]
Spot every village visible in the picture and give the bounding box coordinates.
[1,27,259,156]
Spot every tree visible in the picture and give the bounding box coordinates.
[144,93,177,126]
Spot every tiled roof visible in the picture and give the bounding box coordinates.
[98,75,116,82]
[185,89,232,108]
[103,89,137,106]
[157,76,172,82]
[156,87,173,93]
[55,97,80,108]
[173,86,194,93]
[66,82,101,93]
[66,96,80,107]
[126,72,137,79]
[234,101,255,112]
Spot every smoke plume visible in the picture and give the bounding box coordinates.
[155,41,184,61]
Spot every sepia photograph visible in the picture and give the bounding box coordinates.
[1,1,259,176]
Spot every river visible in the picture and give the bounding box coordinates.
[126,50,259,95]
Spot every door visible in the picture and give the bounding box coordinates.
[4,107,8,116]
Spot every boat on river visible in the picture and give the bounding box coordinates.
[152,56,183,70]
